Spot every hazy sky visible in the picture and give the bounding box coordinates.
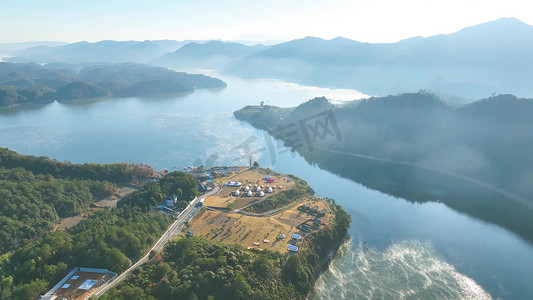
[1,0,532,43]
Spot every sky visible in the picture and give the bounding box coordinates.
[1,0,533,44]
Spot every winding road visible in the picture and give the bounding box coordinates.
[94,181,220,297]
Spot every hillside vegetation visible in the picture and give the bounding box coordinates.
[0,149,200,299]
[102,199,350,300]
[0,62,226,106]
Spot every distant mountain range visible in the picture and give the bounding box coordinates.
[0,62,226,106]
[4,18,533,100]
[4,40,189,64]
[234,92,533,243]
[0,41,67,55]
[228,17,533,100]
[153,40,269,69]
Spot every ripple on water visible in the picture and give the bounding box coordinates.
[312,239,493,300]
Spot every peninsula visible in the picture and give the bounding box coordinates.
[0,149,349,300]
[102,166,350,300]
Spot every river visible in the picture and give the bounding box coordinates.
[0,75,531,299]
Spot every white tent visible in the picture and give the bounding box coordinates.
[259,191,265,197]
[233,190,240,196]
[266,187,273,193]
[246,190,253,197]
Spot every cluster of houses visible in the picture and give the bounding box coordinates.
[228,182,283,198]
[277,232,302,253]
[301,202,328,215]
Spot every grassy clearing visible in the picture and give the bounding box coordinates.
[187,199,331,253]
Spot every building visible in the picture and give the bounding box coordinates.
[165,195,177,207]
[39,267,117,300]
[288,245,299,253]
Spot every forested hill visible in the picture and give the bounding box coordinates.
[0,62,226,106]
[234,93,533,243]
[0,149,200,299]
[0,147,156,255]
[0,147,154,184]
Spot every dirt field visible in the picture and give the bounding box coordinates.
[206,168,296,210]
[95,186,136,208]
[187,198,332,253]
[55,186,136,231]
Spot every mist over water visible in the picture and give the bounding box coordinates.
[312,239,492,300]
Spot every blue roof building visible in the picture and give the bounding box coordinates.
[288,245,299,252]
[292,233,302,240]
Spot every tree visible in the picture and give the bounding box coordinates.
[231,273,252,299]
[12,278,48,300]
[253,161,259,168]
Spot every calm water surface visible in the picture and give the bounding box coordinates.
[0,76,531,299]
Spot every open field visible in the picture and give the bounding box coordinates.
[55,186,136,231]
[206,167,296,209]
[187,198,331,253]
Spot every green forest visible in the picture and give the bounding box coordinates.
[102,198,350,300]
[0,62,226,106]
[0,149,199,299]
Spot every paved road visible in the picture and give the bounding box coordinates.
[235,199,305,217]
[94,181,220,297]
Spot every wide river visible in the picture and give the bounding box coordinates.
[1,75,532,299]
